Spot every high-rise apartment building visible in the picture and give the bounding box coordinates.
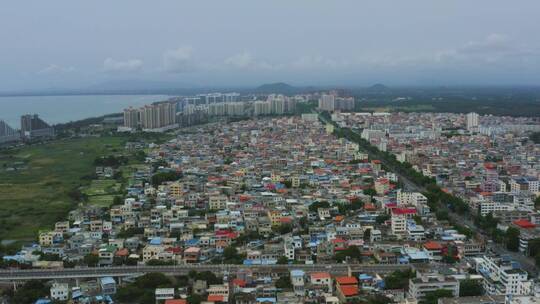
[0,120,20,143]
[318,94,354,112]
[318,94,335,111]
[139,103,176,130]
[123,107,139,129]
[466,112,479,131]
[20,114,54,139]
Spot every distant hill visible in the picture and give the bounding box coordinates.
[367,83,390,91]
[253,82,298,94]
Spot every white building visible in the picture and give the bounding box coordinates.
[50,283,69,301]
[474,256,533,296]
[408,272,459,301]
[466,112,479,131]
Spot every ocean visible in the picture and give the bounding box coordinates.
[0,94,169,128]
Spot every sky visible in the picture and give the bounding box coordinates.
[1,0,540,91]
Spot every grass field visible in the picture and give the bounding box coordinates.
[82,179,122,208]
[0,137,126,241]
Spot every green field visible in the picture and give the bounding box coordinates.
[0,137,126,240]
[82,179,122,208]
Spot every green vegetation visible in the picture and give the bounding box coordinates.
[116,273,172,304]
[420,289,453,304]
[151,171,182,187]
[354,92,540,117]
[0,136,125,240]
[459,279,484,297]
[530,132,540,144]
[82,179,122,208]
[275,275,293,289]
[384,269,415,290]
[505,227,521,252]
[10,280,49,304]
[334,245,362,263]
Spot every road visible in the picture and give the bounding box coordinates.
[318,112,538,275]
[0,264,411,281]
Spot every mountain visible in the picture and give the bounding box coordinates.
[253,82,298,94]
[367,83,390,91]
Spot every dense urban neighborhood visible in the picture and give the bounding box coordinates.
[1,92,540,304]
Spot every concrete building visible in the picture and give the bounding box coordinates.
[466,112,479,131]
[123,107,139,129]
[20,114,54,139]
[474,256,533,296]
[408,272,459,301]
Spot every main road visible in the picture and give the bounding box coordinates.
[0,264,411,281]
[318,112,538,275]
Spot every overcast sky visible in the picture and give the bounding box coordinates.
[1,0,540,91]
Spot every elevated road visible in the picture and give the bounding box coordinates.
[0,264,410,281]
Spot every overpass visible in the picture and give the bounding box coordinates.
[0,264,411,281]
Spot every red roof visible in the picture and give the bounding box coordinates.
[207,295,225,302]
[392,208,417,215]
[513,219,536,229]
[232,278,246,287]
[336,276,359,285]
[311,272,331,280]
[165,300,187,304]
[423,241,443,251]
[339,285,359,297]
[115,248,129,257]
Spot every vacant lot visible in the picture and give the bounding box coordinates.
[0,137,125,240]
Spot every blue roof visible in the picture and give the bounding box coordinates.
[256,298,277,303]
[149,237,162,245]
[35,300,52,304]
[290,269,305,277]
[408,251,429,260]
[359,274,373,280]
[185,238,199,246]
[100,277,116,285]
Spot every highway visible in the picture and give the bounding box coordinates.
[0,264,411,281]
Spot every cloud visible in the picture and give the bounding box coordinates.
[37,64,75,74]
[435,33,539,65]
[223,51,277,70]
[291,55,349,70]
[103,58,143,72]
[162,47,194,73]
[224,52,254,68]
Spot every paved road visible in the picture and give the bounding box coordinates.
[318,113,538,275]
[0,264,411,281]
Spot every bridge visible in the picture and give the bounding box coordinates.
[0,264,411,281]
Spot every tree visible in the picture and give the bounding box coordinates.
[275,275,292,289]
[384,269,415,290]
[535,196,540,210]
[151,171,181,187]
[309,201,330,212]
[420,289,453,304]
[187,294,203,304]
[135,272,171,289]
[459,279,484,297]
[83,253,99,266]
[363,188,377,196]
[273,223,293,235]
[223,246,245,264]
[376,214,390,224]
[334,246,362,263]
[277,256,289,264]
[115,285,144,302]
[363,228,372,242]
[12,280,49,304]
[505,227,520,252]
